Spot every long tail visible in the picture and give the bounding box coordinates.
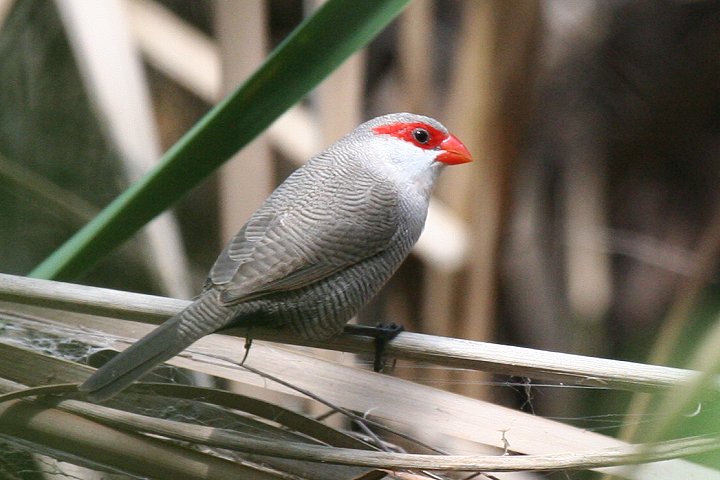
[79,291,234,401]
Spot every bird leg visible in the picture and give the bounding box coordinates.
[240,329,253,365]
[343,323,404,372]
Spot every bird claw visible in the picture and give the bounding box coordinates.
[343,323,404,372]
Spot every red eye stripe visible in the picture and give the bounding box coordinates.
[372,122,447,149]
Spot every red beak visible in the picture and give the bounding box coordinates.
[436,134,473,165]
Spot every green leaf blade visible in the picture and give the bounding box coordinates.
[31,0,410,281]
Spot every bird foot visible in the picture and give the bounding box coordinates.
[343,323,404,372]
[240,336,252,365]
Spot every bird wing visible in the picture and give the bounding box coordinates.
[207,172,400,305]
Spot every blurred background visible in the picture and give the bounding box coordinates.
[2,0,720,438]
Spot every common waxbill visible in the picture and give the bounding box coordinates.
[80,112,472,401]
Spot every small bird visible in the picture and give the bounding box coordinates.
[80,113,472,401]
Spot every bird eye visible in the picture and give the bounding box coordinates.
[412,128,430,144]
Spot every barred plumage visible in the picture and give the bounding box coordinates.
[79,113,471,401]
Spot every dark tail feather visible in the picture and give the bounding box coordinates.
[79,292,232,401]
[79,315,190,401]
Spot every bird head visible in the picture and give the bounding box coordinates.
[370,115,473,167]
[348,113,473,196]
